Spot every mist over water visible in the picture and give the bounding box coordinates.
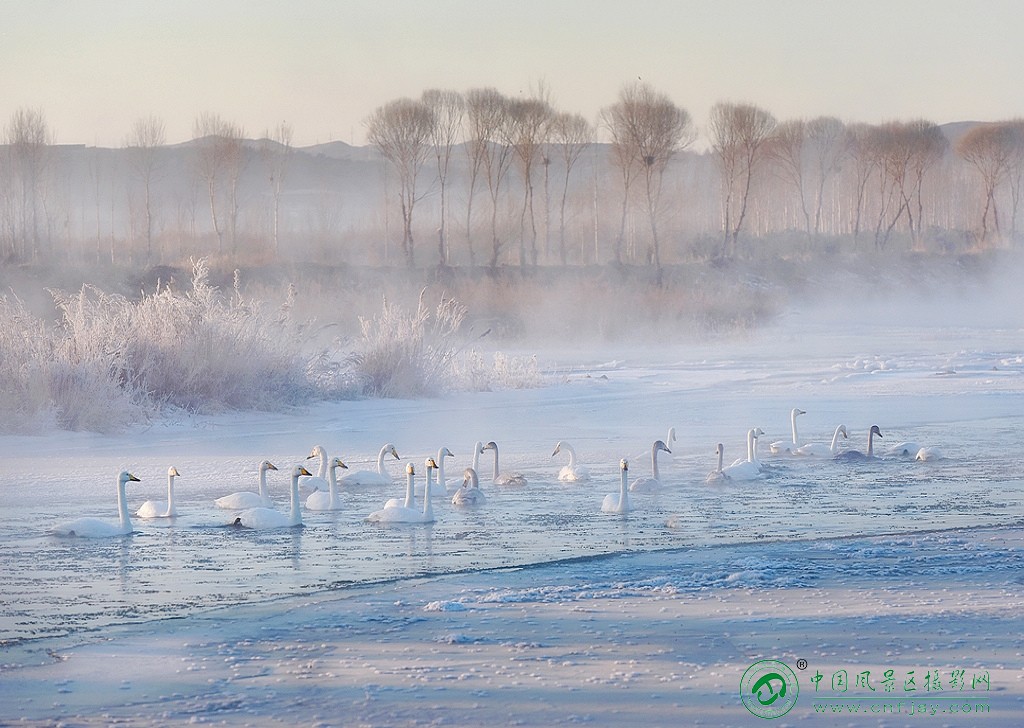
[1,257,1021,650]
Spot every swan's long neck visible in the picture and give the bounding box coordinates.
[423,472,433,518]
[288,472,302,526]
[717,446,724,473]
[651,443,661,481]
[790,410,800,445]
[867,429,876,457]
[565,443,578,468]
[472,443,482,472]
[117,479,131,531]
[436,449,447,488]
[165,473,176,514]
[830,426,844,452]
[491,446,500,482]
[328,464,338,504]
[403,469,415,509]
[316,449,328,478]
[746,429,756,463]
[258,467,269,498]
[377,446,388,475]
[619,465,629,512]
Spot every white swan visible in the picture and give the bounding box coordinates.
[415,453,451,496]
[482,441,528,486]
[434,447,455,492]
[794,425,848,457]
[471,441,485,472]
[834,425,883,461]
[915,447,943,461]
[629,439,671,492]
[233,465,311,529]
[770,408,806,455]
[215,460,278,510]
[339,443,401,487]
[367,463,435,524]
[452,467,487,506]
[54,471,141,538]
[552,441,590,481]
[722,429,765,481]
[136,466,182,518]
[305,457,349,511]
[666,426,677,450]
[302,444,332,492]
[602,458,631,514]
[886,441,923,457]
[705,443,730,483]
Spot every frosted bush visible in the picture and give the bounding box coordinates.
[49,259,330,414]
[349,291,543,397]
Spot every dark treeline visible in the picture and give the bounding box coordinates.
[2,87,1023,275]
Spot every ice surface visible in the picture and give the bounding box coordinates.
[1,314,1022,725]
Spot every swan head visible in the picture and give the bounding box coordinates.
[306,445,326,460]
[474,441,485,454]
[551,441,564,457]
[293,465,313,478]
[260,460,279,472]
[167,466,180,478]
[119,471,141,486]
[406,462,415,476]
[462,467,479,488]
[667,427,677,443]
[793,408,806,417]
[837,426,848,439]
[329,457,348,472]
[653,439,671,454]
[620,458,629,471]
[425,457,438,470]
[439,447,453,459]
[483,441,498,452]
[715,443,724,455]
[750,427,765,439]
[386,444,401,460]
[870,425,883,438]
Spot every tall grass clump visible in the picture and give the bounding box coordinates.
[50,259,332,415]
[349,289,541,397]
[0,293,146,433]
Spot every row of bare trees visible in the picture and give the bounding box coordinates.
[3,93,1024,269]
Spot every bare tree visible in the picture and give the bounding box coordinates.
[508,96,553,267]
[550,112,593,265]
[956,122,1019,246]
[422,89,464,268]
[191,113,246,257]
[125,115,166,263]
[259,122,293,257]
[844,123,880,246]
[601,93,642,265]
[869,120,946,250]
[4,107,53,260]
[366,98,435,268]
[708,102,777,258]
[464,89,515,271]
[464,88,507,267]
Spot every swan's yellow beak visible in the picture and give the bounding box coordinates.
[298,466,312,477]
[267,462,278,470]
[128,473,141,482]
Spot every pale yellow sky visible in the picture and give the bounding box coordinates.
[1,0,1021,147]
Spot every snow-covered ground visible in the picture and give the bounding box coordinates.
[1,307,1023,726]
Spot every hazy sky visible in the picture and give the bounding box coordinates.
[2,0,1022,148]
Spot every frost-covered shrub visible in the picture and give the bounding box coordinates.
[349,291,467,397]
[50,259,328,414]
[349,291,543,397]
[0,294,144,433]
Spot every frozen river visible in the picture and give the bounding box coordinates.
[2,313,1023,656]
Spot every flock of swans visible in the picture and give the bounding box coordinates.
[51,410,941,538]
